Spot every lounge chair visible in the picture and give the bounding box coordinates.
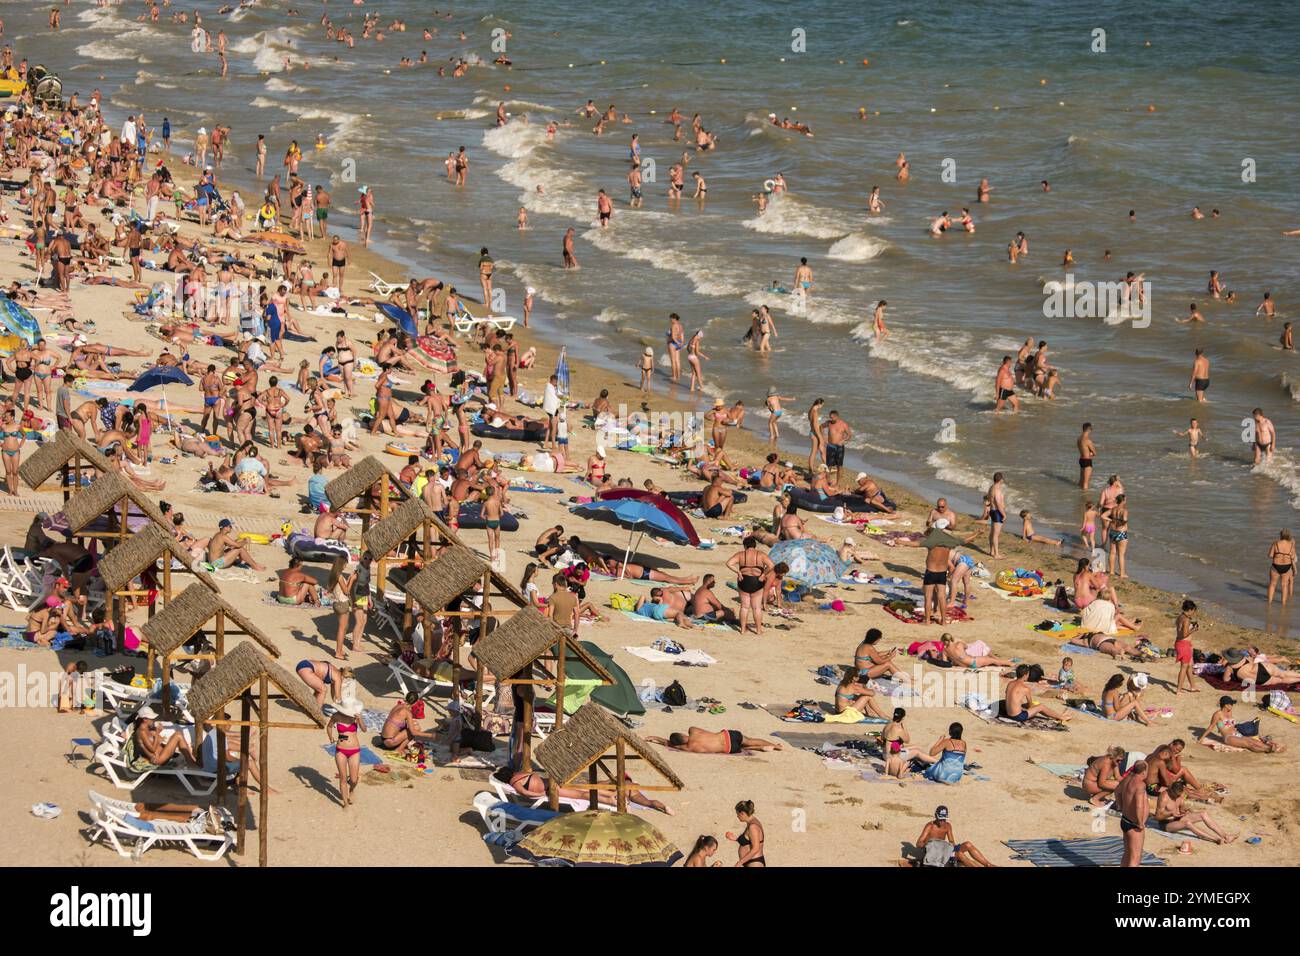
[0,547,39,611]
[472,790,559,846]
[488,776,617,813]
[452,312,517,335]
[385,656,497,710]
[93,736,232,796]
[86,790,234,861]
[366,271,408,297]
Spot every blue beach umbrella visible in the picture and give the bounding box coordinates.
[376,301,418,338]
[767,538,848,586]
[555,346,570,397]
[0,298,41,345]
[127,366,193,392]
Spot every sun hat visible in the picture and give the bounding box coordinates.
[137,705,159,720]
[526,286,536,296]
[1131,672,1149,690]
[596,445,606,458]
[843,536,855,545]
[856,471,867,481]
[643,346,653,355]
[333,696,364,718]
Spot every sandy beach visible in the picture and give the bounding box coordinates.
[0,194,1296,869]
[1,6,1298,876]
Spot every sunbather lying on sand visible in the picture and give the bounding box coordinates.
[647,727,782,753]
[508,768,672,814]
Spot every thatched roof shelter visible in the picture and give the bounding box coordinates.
[362,496,446,558]
[140,582,280,659]
[324,455,409,512]
[97,524,217,594]
[535,702,683,811]
[402,544,490,612]
[19,430,114,496]
[61,473,167,536]
[186,641,323,727]
[474,606,612,684]
[185,641,326,867]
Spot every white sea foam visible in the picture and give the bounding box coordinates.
[860,330,992,399]
[742,193,859,240]
[827,232,889,261]
[1252,452,1300,510]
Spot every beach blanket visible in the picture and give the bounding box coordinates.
[1004,836,1165,867]
[624,646,717,666]
[858,763,987,785]
[507,479,563,494]
[882,602,973,625]
[972,710,1070,732]
[1034,762,1086,779]
[1200,672,1300,693]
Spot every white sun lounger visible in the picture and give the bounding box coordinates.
[453,312,517,335]
[489,776,617,813]
[93,737,232,796]
[366,271,408,297]
[87,790,234,862]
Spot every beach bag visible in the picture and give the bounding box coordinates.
[652,638,684,655]
[1054,586,1071,610]
[661,680,687,707]
[609,593,636,612]
[923,839,955,867]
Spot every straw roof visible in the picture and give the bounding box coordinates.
[324,455,409,511]
[186,641,326,728]
[139,582,280,658]
[535,702,683,791]
[61,473,167,534]
[401,544,489,612]
[474,606,613,683]
[19,430,114,490]
[362,496,455,558]
[97,524,218,594]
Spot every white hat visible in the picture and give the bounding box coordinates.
[333,696,364,718]
[596,445,606,458]
[843,536,855,545]
[486,401,497,410]
[856,472,867,481]
[526,286,536,296]
[643,346,653,355]
[933,518,950,530]
[136,705,158,720]
[198,126,207,135]
[833,506,846,521]
[1131,672,1149,690]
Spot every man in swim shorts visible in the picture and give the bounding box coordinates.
[994,356,1019,413]
[647,727,782,753]
[822,410,851,486]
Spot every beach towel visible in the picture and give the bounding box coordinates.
[883,601,973,625]
[1004,836,1165,867]
[1033,762,1086,779]
[624,645,717,666]
[822,708,887,724]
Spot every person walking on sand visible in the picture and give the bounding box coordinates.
[987,472,1007,558]
[1115,760,1148,867]
[1077,422,1096,489]
[327,696,366,810]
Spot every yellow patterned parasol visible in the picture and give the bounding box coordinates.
[508,811,682,867]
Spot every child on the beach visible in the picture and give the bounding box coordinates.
[639,345,654,394]
[1173,418,1203,459]
[1019,510,1061,548]
[1080,501,1098,551]
[1174,599,1199,695]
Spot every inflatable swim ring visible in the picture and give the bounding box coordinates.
[995,569,1045,596]
[385,442,422,457]
[237,532,270,545]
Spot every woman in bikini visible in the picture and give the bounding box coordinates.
[9,342,34,407]
[31,338,58,410]
[726,800,765,867]
[1107,494,1130,578]
[1267,529,1296,605]
[508,767,672,812]
[0,410,24,496]
[1225,655,1300,689]
[881,708,913,778]
[1101,673,1150,724]
[327,697,366,809]
[1082,746,1126,806]
[834,668,888,719]
[1200,696,1285,753]
[335,330,357,397]
[296,659,341,707]
[726,535,773,635]
[685,329,707,394]
[380,692,441,751]
[854,628,910,682]
[940,632,1013,669]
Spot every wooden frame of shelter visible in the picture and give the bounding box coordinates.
[392,541,531,700]
[138,583,281,720]
[323,455,411,541]
[58,472,168,551]
[472,606,614,771]
[96,524,218,639]
[534,702,683,812]
[185,642,325,867]
[18,430,115,504]
[362,496,456,596]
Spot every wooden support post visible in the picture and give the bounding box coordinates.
[615,739,628,813]
[235,692,251,854]
[258,673,270,868]
[588,763,599,811]
[555,634,567,733]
